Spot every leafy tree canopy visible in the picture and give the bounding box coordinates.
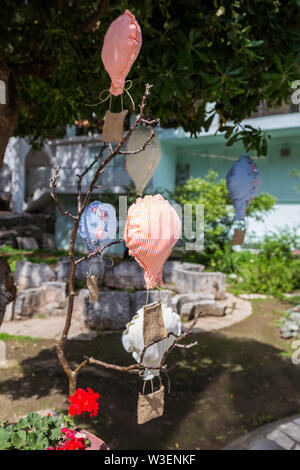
[1,0,300,157]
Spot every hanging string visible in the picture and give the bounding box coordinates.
[124,80,135,112]
[85,88,112,108]
[161,369,171,393]
[88,257,93,277]
[85,80,135,111]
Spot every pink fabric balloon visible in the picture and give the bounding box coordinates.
[124,195,182,289]
[101,9,142,96]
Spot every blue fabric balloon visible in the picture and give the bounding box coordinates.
[226,154,261,221]
[78,201,117,254]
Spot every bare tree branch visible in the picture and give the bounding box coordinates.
[75,240,125,265]
[50,166,77,220]
[52,84,196,397]
[118,129,156,155]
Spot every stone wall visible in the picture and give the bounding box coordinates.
[6,258,227,330]
[0,213,55,249]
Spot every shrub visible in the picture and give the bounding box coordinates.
[172,169,276,269]
[231,228,300,297]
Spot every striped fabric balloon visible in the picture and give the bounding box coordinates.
[101,10,142,96]
[124,195,182,289]
[126,127,162,196]
[122,304,181,380]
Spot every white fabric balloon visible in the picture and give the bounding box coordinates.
[122,303,181,380]
[126,127,162,196]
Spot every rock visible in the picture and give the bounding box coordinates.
[73,289,89,320]
[3,302,14,321]
[103,260,145,289]
[292,305,300,313]
[56,257,103,282]
[55,258,71,282]
[179,262,205,272]
[281,330,294,339]
[285,321,299,331]
[14,261,57,290]
[83,291,132,330]
[162,261,178,284]
[228,273,238,280]
[16,237,39,250]
[12,282,67,319]
[162,261,205,285]
[180,300,226,319]
[0,259,16,326]
[290,312,300,321]
[0,213,54,248]
[80,289,173,331]
[172,293,215,313]
[42,233,55,250]
[173,264,226,300]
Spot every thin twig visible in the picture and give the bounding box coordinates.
[75,240,125,265]
[118,129,156,155]
[50,166,77,220]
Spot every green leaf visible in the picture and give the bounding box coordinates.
[11,430,27,449]
[0,429,11,450]
[26,431,38,447]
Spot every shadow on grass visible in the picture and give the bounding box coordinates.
[1,332,300,450]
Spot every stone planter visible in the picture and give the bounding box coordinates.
[174,264,226,299]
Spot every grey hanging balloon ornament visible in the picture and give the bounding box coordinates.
[226,154,261,246]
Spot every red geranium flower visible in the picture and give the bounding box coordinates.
[68,387,100,418]
[46,428,87,451]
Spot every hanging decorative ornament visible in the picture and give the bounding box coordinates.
[122,302,181,381]
[100,10,142,143]
[122,301,181,424]
[137,379,165,425]
[78,201,117,300]
[79,201,117,251]
[101,9,142,97]
[124,195,181,289]
[226,154,261,246]
[101,109,128,143]
[126,127,162,197]
[86,274,99,302]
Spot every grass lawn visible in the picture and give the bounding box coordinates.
[1,297,300,450]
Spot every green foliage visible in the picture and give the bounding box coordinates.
[1,1,300,154]
[173,169,276,268]
[0,413,68,450]
[0,333,40,342]
[0,246,76,272]
[231,228,300,297]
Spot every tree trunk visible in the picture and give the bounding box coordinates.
[0,258,16,327]
[0,106,19,168]
[0,66,19,169]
